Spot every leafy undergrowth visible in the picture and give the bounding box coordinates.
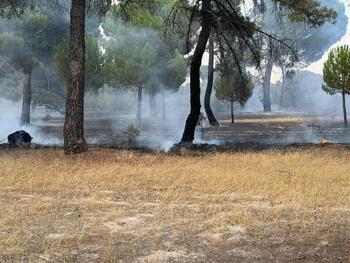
[0,147,349,262]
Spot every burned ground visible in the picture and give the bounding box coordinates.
[28,111,350,149]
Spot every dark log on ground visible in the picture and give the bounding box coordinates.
[7,130,32,147]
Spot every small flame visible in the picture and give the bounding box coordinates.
[322,138,330,145]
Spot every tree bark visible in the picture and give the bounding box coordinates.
[342,91,348,128]
[204,33,219,126]
[149,91,157,117]
[63,0,87,155]
[161,89,166,119]
[230,99,234,124]
[280,66,285,108]
[137,85,143,127]
[181,0,212,143]
[20,70,32,125]
[263,58,273,112]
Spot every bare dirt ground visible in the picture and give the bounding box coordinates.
[0,147,350,262]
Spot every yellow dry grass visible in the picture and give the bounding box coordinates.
[221,117,306,124]
[0,147,349,262]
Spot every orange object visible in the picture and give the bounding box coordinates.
[322,138,330,145]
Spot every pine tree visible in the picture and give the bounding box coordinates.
[323,45,350,128]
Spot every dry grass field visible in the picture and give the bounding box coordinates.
[0,146,350,262]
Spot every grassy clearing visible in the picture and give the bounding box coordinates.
[0,147,349,262]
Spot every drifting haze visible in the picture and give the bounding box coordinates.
[308,0,350,74]
[0,1,350,148]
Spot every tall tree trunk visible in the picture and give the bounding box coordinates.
[181,0,211,143]
[204,33,219,126]
[280,66,285,108]
[342,91,348,128]
[20,70,32,125]
[161,89,166,119]
[64,0,87,155]
[149,91,157,117]
[263,58,273,112]
[230,99,234,124]
[137,85,142,128]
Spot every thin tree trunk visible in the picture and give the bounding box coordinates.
[204,33,219,126]
[149,91,157,117]
[64,0,87,155]
[280,66,285,108]
[342,91,348,128]
[230,99,234,124]
[181,0,211,143]
[161,89,166,119]
[137,85,142,127]
[263,58,273,112]
[20,70,32,125]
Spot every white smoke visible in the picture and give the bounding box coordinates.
[0,98,21,142]
[0,98,63,145]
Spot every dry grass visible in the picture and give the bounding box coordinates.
[221,117,306,124]
[0,147,350,262]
